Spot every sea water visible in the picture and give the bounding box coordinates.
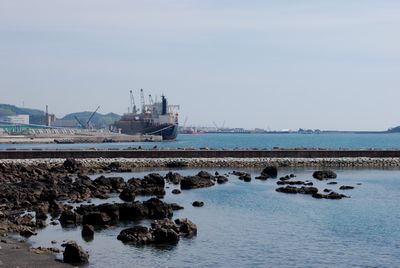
[25,167,400,268]
[1,133,400,150]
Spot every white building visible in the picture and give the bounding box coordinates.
[0,115,30,124]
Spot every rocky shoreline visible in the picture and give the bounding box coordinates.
[0,157,397,266]
[2,157,400,169]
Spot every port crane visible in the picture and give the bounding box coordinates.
[74,105,100,129]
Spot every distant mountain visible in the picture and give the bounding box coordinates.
[387,126,400,133]
[0,103,46,124]
[62,112,121,129]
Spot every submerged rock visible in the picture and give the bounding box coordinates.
[192,201,204,207]
[312,191,349,200]
[217,176,228,184]
[312,170,337,180]
[276,186,318,195]
[181,176,215,190]
[339,185,354,190]
[81,224,94,238]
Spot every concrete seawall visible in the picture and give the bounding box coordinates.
[1,149,400,159]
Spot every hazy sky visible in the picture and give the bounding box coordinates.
[1,0,399,130]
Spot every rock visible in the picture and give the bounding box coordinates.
[82,212,111,226]
[255,175,269,180]
[197,171,214,180]
[119,187,136,202]
[63,158,81,171]
[165,161,188,168]
[312,191,349,200]
[216,176,228,184]
[81,224,94,238]
[143,173,165,188]
[20,228,37,237]
[108,161,121,171]
[62,241,89,264]
[170,203,184,210]
[143,198,173,219]
[59,210,82,225]
[313,170,337,180]
[181,176,215,190]
[323,189,332,193]
[277,180,305,185]
[339,186,354,190]
[232,171,249,177]
[117,226,153,244]
[239,174,251,182]
[152,226,179,244]
[175,218,197,237]
[165,172,184,185]
[327,182,338,185]
[172,189,181,195]
[276,186,318,195]
[279,176,291,181]
[151,219,180,244]
[192,201,204,207]
[304,182,314,186]
[261,166,278,178]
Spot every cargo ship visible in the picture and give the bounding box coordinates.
[110,90,179,140]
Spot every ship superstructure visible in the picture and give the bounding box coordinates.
[111,89,179,140]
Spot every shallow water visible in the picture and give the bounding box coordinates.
[24,167,400,268]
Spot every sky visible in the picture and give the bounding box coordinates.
[1,0,399,131]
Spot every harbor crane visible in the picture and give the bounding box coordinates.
[74,105,100,129]
[130,90,137,114]
[140,88,146,113]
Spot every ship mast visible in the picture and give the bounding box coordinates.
[140,88,146,113]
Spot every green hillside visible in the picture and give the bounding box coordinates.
[62,112,121,129]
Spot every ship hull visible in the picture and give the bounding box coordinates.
[112,120,178,140]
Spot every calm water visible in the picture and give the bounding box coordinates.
[2,133,400,150]
[25,168,400,268]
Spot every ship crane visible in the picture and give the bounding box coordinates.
[130,90,137,114]
[86,105,100,129]
[140,88,146,113]
[148,94,154,105]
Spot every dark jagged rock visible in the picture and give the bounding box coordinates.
[239,174,251,182]
[143,198,173,219]
[165,161,188,168]
[277,180,305,185]
[339,185,354,190]
[172,189,181,195]
[313,170,337,180]
[118,202,148,221]
[59,210,82,225]
[279,176,291,181]
[197,171,214,180]
[170,203,184,210]
[323,189,332,193]
[63,241,89,264]
[93,176,125,192]
[304,182,314,186]
[63,158,82,171]
[143,173,165,188]
[117,226,153,244]
[312,191,349,200]
[108,161,121,171]
[327,182,338,185]
[152,219,180,244]
[81,224,94,238]
[165,172,184,185]
[119,187,136,202]
[20,228,37,237]
[232,171,249,177]
[82,212,111,226]
[255,175,269,180]
[181,176,215,190]
[276,186,318,195]
[192,201,204,207]
[175,218,197,237]
[261,166,278,178]
[217,176,228,184]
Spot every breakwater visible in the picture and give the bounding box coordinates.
[1,148,400,159]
